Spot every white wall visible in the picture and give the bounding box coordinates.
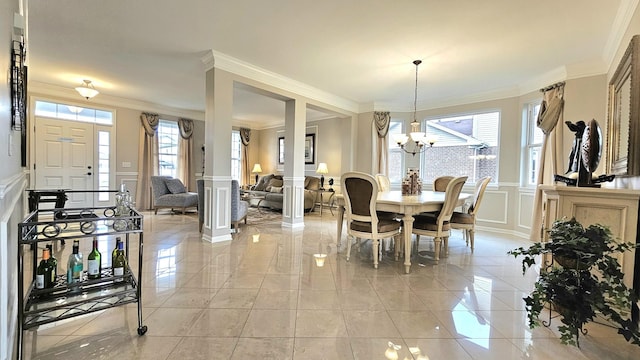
[1,1,28,358]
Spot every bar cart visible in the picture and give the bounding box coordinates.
[16,204,146,359]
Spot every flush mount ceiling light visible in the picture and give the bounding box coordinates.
[75,79,99,100]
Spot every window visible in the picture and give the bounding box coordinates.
[34,100,113,125]
[421,111,500,184]
[388,120,404,184]
[231,130,242,181]
[97,131,110,201]
[157,120,179,178]
[525,103,543,185]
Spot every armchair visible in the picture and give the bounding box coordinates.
[150,176,198,214]
[231,180,249,230]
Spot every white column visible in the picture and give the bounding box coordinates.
[201,62,234,243]
[282,99,306,229]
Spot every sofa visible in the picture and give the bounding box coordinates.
[249,174,320,211]
[150,176,198,214]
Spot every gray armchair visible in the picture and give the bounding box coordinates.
[197,179,204,232]
[231,179,248,230]
[150,176,198,214]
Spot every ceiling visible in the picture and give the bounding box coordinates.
[26,1,635,128]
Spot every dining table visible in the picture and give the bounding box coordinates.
[334,190,471,273]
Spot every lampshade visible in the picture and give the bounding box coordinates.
[251,163,263,173]
[75,80,99,99]
[316,163,329,174]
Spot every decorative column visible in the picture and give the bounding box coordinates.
[282,98,307,229]
[201,54,233,243]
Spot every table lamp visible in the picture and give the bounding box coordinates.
[316,163,329,190]
[251,163,262,184]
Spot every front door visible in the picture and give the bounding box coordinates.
[34,117,95,208]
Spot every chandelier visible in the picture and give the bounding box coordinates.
[393,60,436,156]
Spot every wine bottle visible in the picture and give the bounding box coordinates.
[36,248,52,289]
[112,241,127,278]
[87,237,102,280]
[112,237,122,267]
[46,244,58,286]
[67,240,83,284]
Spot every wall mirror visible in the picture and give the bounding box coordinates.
[607,35,640,176]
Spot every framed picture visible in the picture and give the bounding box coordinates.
[304,134,315,164]
[606,35,640,176]
[278,137,285,164]
[277,133,316,164]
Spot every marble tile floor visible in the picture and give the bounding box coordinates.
[20,210,640,359]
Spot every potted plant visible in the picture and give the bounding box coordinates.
[508,217,640,347]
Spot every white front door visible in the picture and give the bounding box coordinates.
[35,117,95,208]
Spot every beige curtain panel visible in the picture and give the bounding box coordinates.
[177,119,194,190]
[136,112,160,210]
[373,111,391,176]
[529,83,565,242]
[240,128,251,186]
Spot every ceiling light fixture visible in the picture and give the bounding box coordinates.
[393,60,437,156]
[75,79,99,100]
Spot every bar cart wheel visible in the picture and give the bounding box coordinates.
[137,325,148,335]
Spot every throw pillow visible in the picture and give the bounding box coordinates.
[254,174,273,191]
[265,178,284,192]
[270,186,283,193]
[165,178,187,194]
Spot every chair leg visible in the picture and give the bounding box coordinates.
[469,229,475,252]
[394,233,401,261]
[372,239,379,269]
[346,235,353,261]
[443,236,449,256]
[433,237,441,264]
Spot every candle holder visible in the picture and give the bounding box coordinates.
[401,168,422,195]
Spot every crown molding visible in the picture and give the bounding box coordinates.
[603,0,640,70]
[28,81,205,121]
[204,50,360,114]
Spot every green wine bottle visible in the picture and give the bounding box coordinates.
[87,237,102,279]
[46,244,57,286]
[112,237,122,267]
[67,240,83,284]
[112,241,127,278]
[36,248,52,289]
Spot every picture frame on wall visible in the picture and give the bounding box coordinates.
[304,134,315,164]
[277,133,316,165]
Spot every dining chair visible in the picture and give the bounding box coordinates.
[375,174,391,192]
[411,176,467,263]
[341,172,402,269]
[432,175,454,192]
[450,176,491,251]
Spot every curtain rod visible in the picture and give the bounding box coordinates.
[540,81,565,92]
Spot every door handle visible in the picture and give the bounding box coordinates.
[87,172,92,176]
[88,165,92,169]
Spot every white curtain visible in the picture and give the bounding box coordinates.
[135,112,159,210]
[530,83,565,242]
[177,118,194,191]
[372,111,391,175]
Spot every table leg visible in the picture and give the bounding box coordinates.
[336,204,345,249]
[402,213,414,274]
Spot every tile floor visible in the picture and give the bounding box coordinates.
[20,209,640,359]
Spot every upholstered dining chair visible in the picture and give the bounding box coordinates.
[375,174,391,192]
[450,176,491,251]
[412,176,467,264]
[433,175,454,192]
[341,172,402,269]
